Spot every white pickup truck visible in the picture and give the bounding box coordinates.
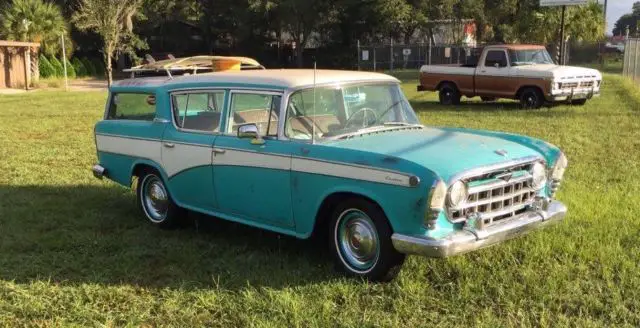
[417,44,602,108]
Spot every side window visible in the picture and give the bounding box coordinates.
[227,93,281,137]
[107,93,156,121]
[485,50,508,68]
[172,91,225,132]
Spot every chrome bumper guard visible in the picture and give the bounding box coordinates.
[551,88,600,101]
[391,201,567,258]
[92,164,105,179]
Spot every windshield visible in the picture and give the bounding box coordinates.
[285,83,420,141]
[508,49,554,66]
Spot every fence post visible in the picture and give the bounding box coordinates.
[634,39,639,82]
[428,38,431,65]
[390,38,394,71]
[373,46,377,71]
[356,40,360,71]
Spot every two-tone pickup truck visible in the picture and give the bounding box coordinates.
[417,44,602,108]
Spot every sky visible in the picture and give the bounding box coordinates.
[602,0,635,34]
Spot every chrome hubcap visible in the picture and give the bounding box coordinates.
[337,210,379,271]
[143,176,168,222]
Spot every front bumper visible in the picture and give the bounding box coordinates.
[550,88,600,102]
[92,164,105,179]
[391,201,567,258]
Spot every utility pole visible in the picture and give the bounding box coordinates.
[559,5,566,65]
[604,0,608,36]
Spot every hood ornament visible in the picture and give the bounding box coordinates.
[494,149,508,157]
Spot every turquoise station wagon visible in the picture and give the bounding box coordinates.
[92,68,568,281]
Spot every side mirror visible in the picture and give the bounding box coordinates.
[237,123,265,144]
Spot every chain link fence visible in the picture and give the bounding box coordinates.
[356,42,623,73]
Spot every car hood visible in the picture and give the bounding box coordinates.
[513,64,602,80]
[325,127,542,182]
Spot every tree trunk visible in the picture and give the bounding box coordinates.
[296,44,304,68]
[106,54,113,87]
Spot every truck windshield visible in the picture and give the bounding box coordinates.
[285,83,420,141]
[509,49,554,66]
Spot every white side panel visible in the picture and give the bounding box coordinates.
[292,157,411,187]
[96,134,163,165]
[213,149,291,171]
[162,143,213,177]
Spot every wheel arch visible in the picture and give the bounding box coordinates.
[130,159,170,188]
[310,189,389,239]
[436,80,459,91]
[515,85,543,99]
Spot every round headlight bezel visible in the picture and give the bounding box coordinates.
[531,162,547,189]
[551,152,568,181]
[447,180,468,209]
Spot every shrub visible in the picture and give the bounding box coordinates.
[81,57,96,77]
[71,57,87,77]
[49,56,64,77]
[38,55,56,79]
[92,58,105,77]
[63,58,76,78]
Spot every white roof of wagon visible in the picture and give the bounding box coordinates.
[112,69,399,89]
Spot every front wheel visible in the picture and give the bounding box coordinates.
[519,87,544,109]
[329,198,405,282]
[137,171,185,229]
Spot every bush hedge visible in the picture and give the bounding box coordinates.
[81,57,96,77]
[63,58,76,79]
[48,56,64,77]
[71,57,87,77]
[38,55,56,79]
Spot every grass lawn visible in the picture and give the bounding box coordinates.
[0,74,639,327]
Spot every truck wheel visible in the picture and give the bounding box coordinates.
[519,87,544,109]
[439,83,461,105]
[570,99,587,106]
[137,171,185,229]
[329,198,405,282]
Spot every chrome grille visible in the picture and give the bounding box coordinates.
[449,162,540,227]
[580,81,594,88]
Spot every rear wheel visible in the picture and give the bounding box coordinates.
[137,171,185,229]
[329,198,405,282]
[519,87,544,109]
[438,83,461,105]
[570,99,587,106]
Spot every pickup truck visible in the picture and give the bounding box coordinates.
[417,44,602,108]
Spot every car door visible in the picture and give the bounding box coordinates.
[161,90,226,211]
[475,49,514,97]
[212,90,295,227]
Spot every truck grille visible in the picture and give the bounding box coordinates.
[449,162,540,227]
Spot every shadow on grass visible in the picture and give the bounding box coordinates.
[0,185,335,290]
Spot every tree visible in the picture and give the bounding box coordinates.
[0,0,70,56]
[72,0,148,86]
[613,1,640,36]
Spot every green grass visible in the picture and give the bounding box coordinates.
[1,74,639,327]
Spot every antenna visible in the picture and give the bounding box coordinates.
[312,61,317,144]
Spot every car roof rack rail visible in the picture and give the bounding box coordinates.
[123,55,265,79]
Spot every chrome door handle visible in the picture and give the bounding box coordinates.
[163,143,175,148]
[212,148,226,154]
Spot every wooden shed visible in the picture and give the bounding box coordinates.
[0,40,40,89]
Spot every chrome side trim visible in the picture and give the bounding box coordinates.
[391,200,567,258]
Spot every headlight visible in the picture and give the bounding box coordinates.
[551,152,568,181]
[448,180,468,208]
[429,180,447,210]
[531,162,547,189]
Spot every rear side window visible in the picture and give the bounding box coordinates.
[107,93,156,121]
[485,50,508,67]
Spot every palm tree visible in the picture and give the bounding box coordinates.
[0,0,68,56]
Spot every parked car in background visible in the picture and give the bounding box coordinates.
[92,65,569,281]
[418,44,602,108]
